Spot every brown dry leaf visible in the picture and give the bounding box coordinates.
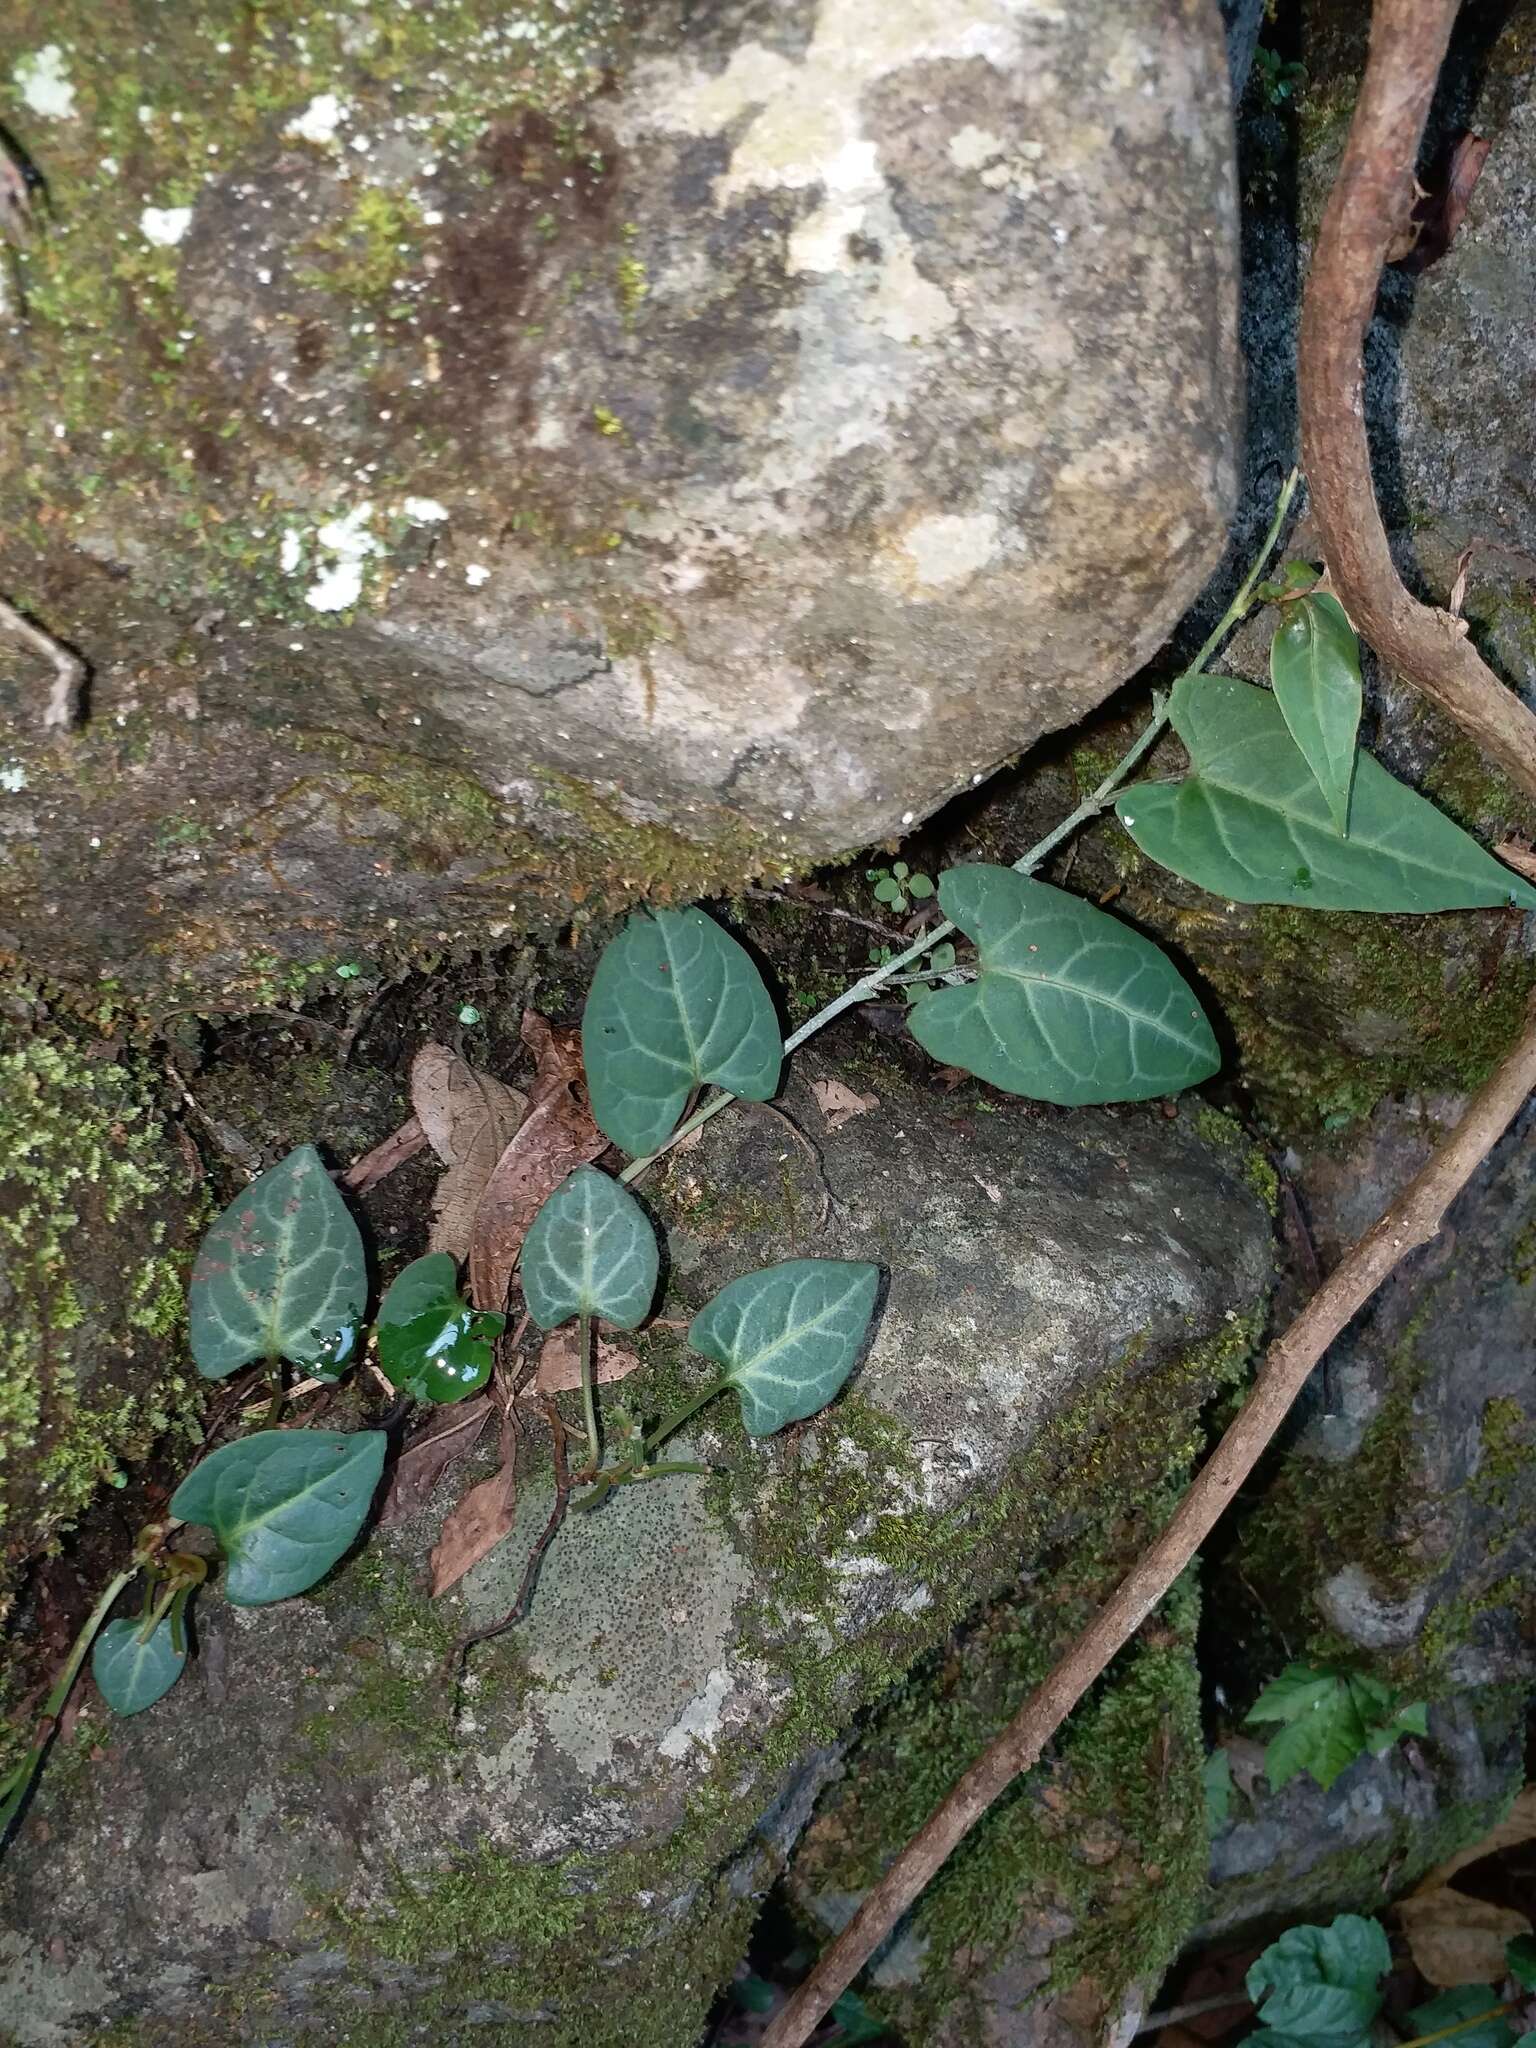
[1397,1888,1532,1989]
[340,1115,428,1193]
[468,1012,605,1314]
[429,1453,517,1597]
[376,1395,492,1528]
[411,1043,528,1261]
[1417,1787,1536,1893]
[1495,840,1536,885]
[535,1328,642,1396]
[811,1077,878,1132]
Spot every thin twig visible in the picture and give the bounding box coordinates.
[1134,1989,1254,2036]
[449,1401,571,1665]
[761,1006,1536,2048]
[744,887,909,947]
[0,594,87,730]
[1298,0,1536,803]
[340,1115,427,1193]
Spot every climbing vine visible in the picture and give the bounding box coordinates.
[4,469,1533,1851]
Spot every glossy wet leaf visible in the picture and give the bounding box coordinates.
[519,1167,658,1331]
[377,1253,505,1404]
[907,865,1219,1104]
[582,907,781,1155]
[1270,593,1362,833]
[91,1615,186,1715]
[689,1259,879,1436]
[1117,675,1536,912]
[170,1428,386,1604]
[1245,1915,1389,2044]
[188,1145,366,1380]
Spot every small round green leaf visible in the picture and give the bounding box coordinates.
[581,908,782,1156]
[376,1253,505,1403]
[169,1429,386,1605]
[688,1259,879,1436]
[520,1167,658,1331]
[188,1145,367,1380]
[91,1615,186,1716]
[907,865,1219,1104]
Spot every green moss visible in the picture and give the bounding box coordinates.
[0,1015,202,1613]
[1191,1104,1280,1213]
[1474,1395,1535,1497]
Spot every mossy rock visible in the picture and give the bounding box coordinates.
[785,1497,1209,2048]
[0,999,202,1627]
[0,1059,1273,2044]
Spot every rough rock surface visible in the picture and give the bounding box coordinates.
[1236,1093,1536,1689]
[0,0,1239,1001]
[1203,1689,1524,1938]
[0,1061,1273,2046]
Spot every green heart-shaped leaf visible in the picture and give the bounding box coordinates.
[520,1167,659,1331]
[689,1259,879,1436]
[907,865,1219,1104]
[188,1145,367,1380]
[1117,675,1536,912]
[1247,1915,1390,2041]
[1269,593,1363,834]
[376,1253,505,1403]
[169,1429,386,1604]
[582,908,782,1155]
[91,1615,187,1715]
[1507,1935,1536,1992]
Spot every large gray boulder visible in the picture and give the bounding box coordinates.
[0,0,1240,1003]
[0,1061,1273,2046]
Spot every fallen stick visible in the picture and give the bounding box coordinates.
[762,1003,1536,2048]
[0,594,87,729]
[1299,0,1536,803]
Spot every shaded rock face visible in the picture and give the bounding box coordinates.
[0,0,1239,1000]
[1238,1095,1536,1688]
[0,1064,1274,2046]
[1203,1690,1524,1940]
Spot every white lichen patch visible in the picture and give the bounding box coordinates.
[401,497,449,523]
[139,205,192,248]
[0,763,28,793]
[948,123,1004,170]
[13,45,75,121]
[300,502,382,613]
[892,510,1003,590]
[284,92,346,146]
[658,1666,736,1760]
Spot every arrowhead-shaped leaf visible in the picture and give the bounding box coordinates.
[1117,674,1536,913]
[1270,593,1363,833]
[689,1259,879,1436]
[91,1615,187,1715]
[376,1253,505,1404]
[520,1167,659,1330]
[170,1429,386,1604]
[188,1145,367,1380]
[906,865,1219,1104]
[582,908,782,1155]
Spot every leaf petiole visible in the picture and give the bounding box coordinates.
[0,1565,139,1843]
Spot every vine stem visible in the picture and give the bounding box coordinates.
[618,469,1299,1190]
[577,1310,600,1476]
[0,1566,137,1837]
[761,1004,1536,2048]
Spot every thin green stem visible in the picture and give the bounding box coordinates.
[577,1310,600,1476]
[643,1377,729,1458]
[0,1565,138,1841]
[616,472,1299,1190]
[1397,2003,1514,2048]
